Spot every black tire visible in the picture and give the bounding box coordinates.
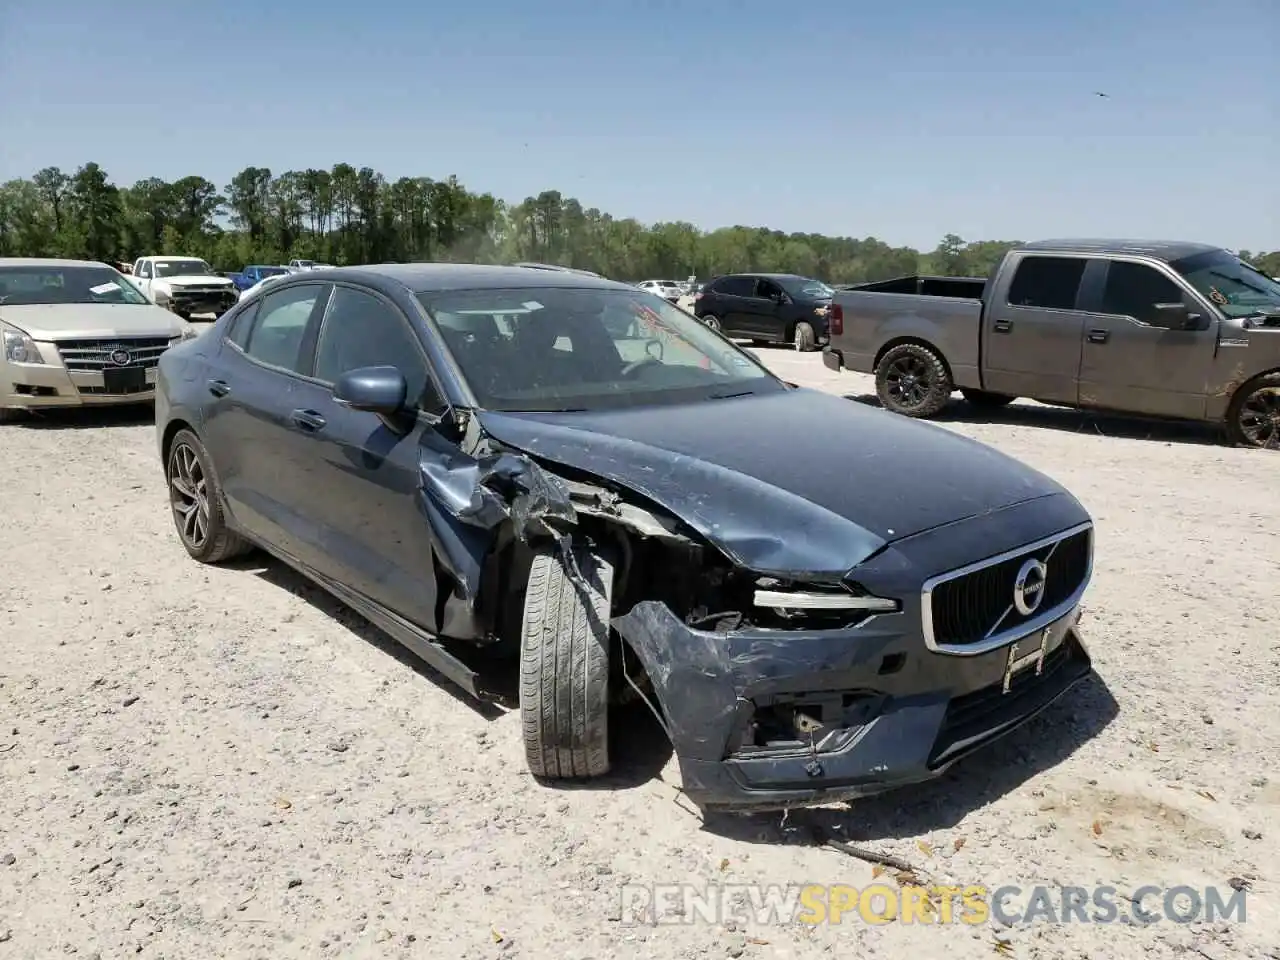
[793,321,817,352]
[960,388,1017,408]
[1225,372,1280,449]
[875,342,954,418]
[520,545,614,779]
[165,428,252,563]
[701,313,723,332]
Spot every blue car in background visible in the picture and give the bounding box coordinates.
[226,264,288,291]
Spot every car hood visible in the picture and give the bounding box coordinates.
[157,275,234,288]
[474,387,1068,577]
[0,303,187,340]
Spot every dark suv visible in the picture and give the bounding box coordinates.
[693,273,834,351]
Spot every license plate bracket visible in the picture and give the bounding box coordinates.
[1002,627,1051,695]
[102,366,147,393]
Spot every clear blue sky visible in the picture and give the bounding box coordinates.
[1,0,1276,251]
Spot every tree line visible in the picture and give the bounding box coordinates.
[2,162,1277,284]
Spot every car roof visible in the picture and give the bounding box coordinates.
[1017,239,1223,262]
[0,257,112,269]
[715,272,811,281]
[293,262,630,294]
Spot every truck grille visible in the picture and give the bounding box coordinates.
[55,336,172,372]
[922,523,1092,654]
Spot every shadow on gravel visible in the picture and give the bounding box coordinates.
[229,554,509,720]
[701,671,1119,847]
[9,403,154,430]
[845,393,1229,447]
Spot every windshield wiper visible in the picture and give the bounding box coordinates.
[708,389,756,400]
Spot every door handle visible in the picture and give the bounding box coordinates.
[290,409,327,432]
[207,379,230,397]
[1087,329,1110,344]
[993,319,1013,333]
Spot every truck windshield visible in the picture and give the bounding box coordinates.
[154,259,215,278]
[1170,250,1280,319]
[0,266,151,306]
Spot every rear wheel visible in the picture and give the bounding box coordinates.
[793,321,817,352]
[875,342,953,417]
[960,388,1017,408]
[1226,372,1280,449]
[700,313,722,332]
[166,428,251,563]
[520,545,615,780]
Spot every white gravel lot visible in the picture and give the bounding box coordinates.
[1,345,1277,960]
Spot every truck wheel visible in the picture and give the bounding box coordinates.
[793,321,817,352]
[165,428,252,563]
[875,342,953,418]
[520,545,615,780]
[960,388,1016,408]
[1225,372,1280,449]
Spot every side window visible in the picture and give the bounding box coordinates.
[138,262,152,279]
[756,279,783,299]
[1006,257,1087,311]
[718,276,754,297]
[1098,262,1186,325]
[314,286,442,412]
[243,284,322,373]
[227,300,259,349]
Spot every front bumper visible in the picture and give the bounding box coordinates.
[2,357,159,411]
[612,494,1096,812]
[165,289,238,316]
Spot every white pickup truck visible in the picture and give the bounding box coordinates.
[128,256,239,320]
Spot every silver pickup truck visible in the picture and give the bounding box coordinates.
[822,239,1280,448]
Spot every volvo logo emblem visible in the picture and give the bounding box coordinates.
[1012,557,1048,616]
[108,348,132,366]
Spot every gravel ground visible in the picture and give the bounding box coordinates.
[2,347,1278,960]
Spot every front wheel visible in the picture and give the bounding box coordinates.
[875,342,954,418]
[1226,373,1280,449]
[520,545,615,780]
[700,313,722,332]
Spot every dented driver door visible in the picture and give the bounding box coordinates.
[287,284,452,635]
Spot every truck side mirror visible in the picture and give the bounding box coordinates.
[1151,302,1201,330]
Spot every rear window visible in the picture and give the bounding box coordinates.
[1006,257,1087,311]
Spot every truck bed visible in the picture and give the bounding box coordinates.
[827,278,984,388]
[840,274,987,300]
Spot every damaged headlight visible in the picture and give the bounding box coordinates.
[753,581,899,614]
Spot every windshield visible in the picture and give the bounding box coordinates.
[256,266,287,277]
[1170,250,1280,319]
[154,259,214,278]
[0,265,151,306]
[417,286,782,412]
[783,278,834,299]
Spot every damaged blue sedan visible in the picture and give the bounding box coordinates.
[155,263,1096,812]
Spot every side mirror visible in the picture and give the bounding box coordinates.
[333,365,407,414]
[1150,302,1201,330]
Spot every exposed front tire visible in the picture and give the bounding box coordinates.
[166,428,252,563]
[875,342,954,417]
[793,321,817,352]
[520,545,615,780]
[960,388,1017,408]
[1225,372,1280,449]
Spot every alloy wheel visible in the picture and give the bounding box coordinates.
[1238,386,1280,449]
[703,315,721,331]
[168,442,210,548]
[885,356,932,408]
